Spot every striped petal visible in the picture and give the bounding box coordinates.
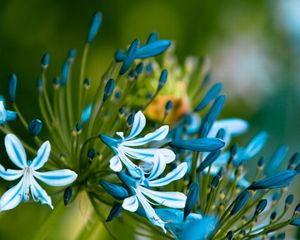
[33,169,77,186]
[149,163,187,187]
[109,155,123,172]
[122,195,139,212]
[5,134,27,168]
[140,187,186,208]
[117,153,143,178]
[124,126,169,146]
[0,178,24,211]
[31,141,51,170]
[30,177,53,209]
[148,152,166,181]
[126,111,146,140]
[0,165,23,181]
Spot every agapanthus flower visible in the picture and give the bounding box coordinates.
[0,134,77,210]
[100,111,175,177]
[117,157,187,232]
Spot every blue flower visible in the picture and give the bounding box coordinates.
[0,101,17,125]
[0,134,77,211]
[118,158,188,232]
[100,111,175,178]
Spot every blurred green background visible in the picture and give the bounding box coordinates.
[0,0,299,239]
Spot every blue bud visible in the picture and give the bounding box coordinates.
[64,187,72,206]
[37,77,43,93]
[83,78,90,89]
[288,152,300,170]
[211,175,220,189]
[199,119,213,138]
[86,12,102,43]
[60,60,70,86]
[114,91,121,100]
[170,138,225,152]
[254,199,267,216]
[285,194,294,206]
[81,103,92,123]
[52,77,60,89]
[106,203,123,222]
[206,95,226,123]
[270,211,277,220]
[117,171,137,187]
[194,83,223,112]
[8,73,17,103]
[291,218,300,227]
[127,113,134,127]
[135,40,171,59]
[68,48,76,62]
[119,106,126,117]
[145,63,153,74]
[197,150,221,172]
[99,180,129,200]
[75,123,82,133]
[119,39,140,75]
[249,170,297,190]
[114,49,127,62]
[41,53,50,69]
[157,69,168,91]
[103,78,115,102]
[272,192,280,202]
[165,100,173,112]
[265,144,288,176]
[87,148,95,162]
[135,62,144,75]
[216,128,226,139]
[184,183,199,219]
[277,233,285,239]
[257,156,265,168]
[28,119,43,136]
[146,32,158,44]
[230,190,250,215]
[226,231,234,240]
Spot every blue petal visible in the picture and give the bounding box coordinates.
[184,183,199,219]
[86,12,102,43]
[126,111,146,140]
[81,103,92,124]
[5,134,27,169]
[99,180,129,200]
[245,131,268,158]
[0,165,23,181]
[31,141,51,170]
[6,110,17,121]
[149,163,187,187]
[33,169,77,187]
[122,195,139,212]
[30,177,53,209]
[265,144,288,176]
[135,40,171,59]
[0,178,24,211]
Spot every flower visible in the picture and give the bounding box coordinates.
[0,101,17,125]
[0,134,77,211]
[100,111,175,177]
[117,156,188,232]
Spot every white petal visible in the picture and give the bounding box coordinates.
[117,153,143,178]
[124,125,169,146]
[140,187,186,208]
[148,152,166,181]
[33,169,77,186]
[30,177,53,209]
[158,148,176,164]
[212,119,249,136]
[149,162,187,187]
[122,195,139,212]
[135,189,166,233]
[0,178,24,211]
[0,164,23,181]
[31,141,51,170]
[5,134,27,168]
[109,155,122,172]
[126,111,146,140]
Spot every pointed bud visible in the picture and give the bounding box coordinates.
[127,113,134,127]
[99,180,129,200]
[165,100,173,113]
[103,79,115,102]
[135,62,144,75]
[135,40,171,59]
[68,48,76,62]
[60,60,70,86]
[106,203,123,222]
[211,175,220,189]
[254,199,267,216]
[87,148,95,162]
[197,150,221,172]
[230,190,250,215]
[285,194,294,207]
[170,138,225,152]
[270,211,277,221]
[119,39,140,75]
[146,32,158,44]
[81,103,92,124]
[226,230,234,240]
[145,63,153,74]
[86,12,102,43]
[64,187,72,206]
[257,156,265,170]
[8,73,17,103]
[37,77,43,93]
[288,152,300,170]
[157,69,168,91]
[28,119,43,136]
[184,183,199,219]
[83,78,90,89]
[41,53,50,70]
[216,128,226,139]
[52,77,60,89]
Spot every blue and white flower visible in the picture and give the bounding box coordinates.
[118,156,188,232]
[0,134,77,211]
[0,101,17,125]
[100,111,175,178]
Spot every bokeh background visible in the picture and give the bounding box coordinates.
[0,0,299,239]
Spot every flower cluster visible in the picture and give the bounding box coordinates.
[0,11,299,240]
